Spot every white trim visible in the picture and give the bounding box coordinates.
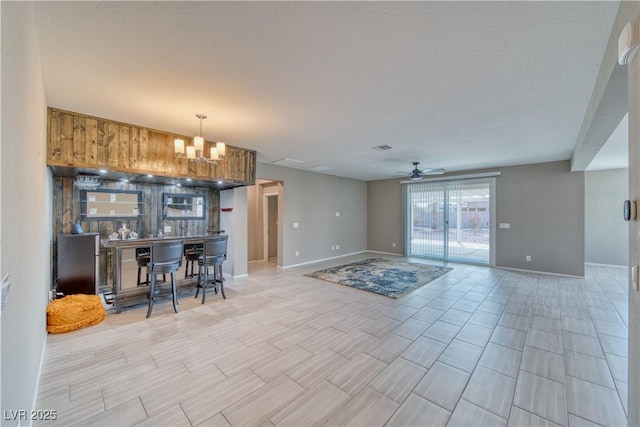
[489,177,496,266]
[585,262,628,269]
[29,333,48,427]
[366,250,405,256]
[401,171,501,184]
[282,251,366,269]
[232,274,249,279]
[496,265,584,278]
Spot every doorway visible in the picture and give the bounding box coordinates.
[247,179,283,273]
[263,194,278,261]
[404,177,494,264]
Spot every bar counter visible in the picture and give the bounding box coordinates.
[102,233,224,313]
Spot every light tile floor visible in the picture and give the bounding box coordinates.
[35,254,629,426]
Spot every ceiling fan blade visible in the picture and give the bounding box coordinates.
[421,169,446,175]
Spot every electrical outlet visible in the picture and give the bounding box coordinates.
[336,245,340,250]
[293,222,299,228]
[392,243,396,248]
[295,251,299,256]
[526,255,531,262]
[336,212,340,217]
[331,246,335,250]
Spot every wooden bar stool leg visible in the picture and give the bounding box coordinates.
[171,273,179,313]
[146,273,156,318]
[195,264,202,299]
[213,264,218,294]
[218,265,226,299]
[201,264,208,304]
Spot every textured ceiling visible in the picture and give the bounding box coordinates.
[32,1,624,181]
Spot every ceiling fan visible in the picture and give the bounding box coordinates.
[397,162,446,180]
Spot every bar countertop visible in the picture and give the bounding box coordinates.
[101,231,225,249]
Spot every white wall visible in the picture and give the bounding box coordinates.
[1,2,51,423]
[585,168,629,266]
[220,187,248,277]
[256,163,367,267]
[627,6,640,424]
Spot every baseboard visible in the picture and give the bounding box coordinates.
[585,262,628,269]
[232,274,248,279]
[282,251,367,269]
[495,265,584,278]
[29,331,48,427]
[366,250,405,257]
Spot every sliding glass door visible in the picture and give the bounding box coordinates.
[405,177,494,264]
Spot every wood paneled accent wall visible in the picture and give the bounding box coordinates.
[47,108,256,185]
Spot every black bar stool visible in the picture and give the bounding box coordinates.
[195,235,228,304]
[183,243,203,278]
[146,239,184,318]
[136,248,165,286]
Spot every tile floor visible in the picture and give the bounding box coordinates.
[35,254,629,426]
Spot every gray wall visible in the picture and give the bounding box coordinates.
[1,2,51,422]
[367,179,404,255]
[585,168,628,266]
[495,161,584,276]
[256,163,367,267]
[367,160,586,276]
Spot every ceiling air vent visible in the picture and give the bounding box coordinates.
[271,158,304,167]
[372,145,393,151]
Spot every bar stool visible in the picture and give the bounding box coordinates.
[136,248,164,286]
[183,243,203,278]
[195,235,228,304]
[146,239,184,318]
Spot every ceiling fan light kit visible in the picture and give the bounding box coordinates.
[399,161,446,180]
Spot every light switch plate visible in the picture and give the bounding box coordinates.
[499,223,511,229]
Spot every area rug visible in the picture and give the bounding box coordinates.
[305,258,452,298]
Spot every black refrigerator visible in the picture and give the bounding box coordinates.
[56,233,100,296]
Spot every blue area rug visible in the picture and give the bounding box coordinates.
[305,258,452,298]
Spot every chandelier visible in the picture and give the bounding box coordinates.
[74,174,100,190]
[174,114,226,164]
